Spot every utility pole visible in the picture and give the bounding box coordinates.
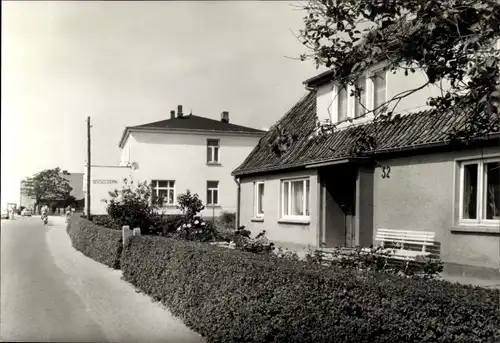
[86,117,91,219]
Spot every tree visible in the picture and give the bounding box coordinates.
[22,168,73,213]
[299,0,500,146]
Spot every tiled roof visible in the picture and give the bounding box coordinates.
[133,115,265,134]
[232,91,499,176]
[119,114,265,147]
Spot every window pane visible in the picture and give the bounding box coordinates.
[157,180,169,188]
[207,139,219,147]
[291,181,304,216]
[305,180,310,216]
[207,181,218,188]
[213,190,218,205]
[168,189,174,204]
[283,182,289,215]
[213,147,219,162]
[338,87,348,122]
[168,181,175,188]
[258,183,264,214]
[485,161,500,219]
[207,147,212,162]
[207,190,212,205]
[158,189,168,205]
[354,77,366,118]
[373,71,386,111]
[463,164,478,219]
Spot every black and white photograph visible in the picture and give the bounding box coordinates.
[1,0,500,342]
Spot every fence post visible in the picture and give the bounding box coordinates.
[133,227,141,236]
[122,225,132,247]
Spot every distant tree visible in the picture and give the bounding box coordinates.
[22,168,73,213]
[299,0,500,144]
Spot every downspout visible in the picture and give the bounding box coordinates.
[233,175,241,229]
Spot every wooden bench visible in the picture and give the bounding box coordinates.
[374,228,436,261]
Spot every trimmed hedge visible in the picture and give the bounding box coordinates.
[68,216,123,269]
[121,235,500,343]
[90,214,121,230]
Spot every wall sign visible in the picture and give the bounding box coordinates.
[93,179,118,184]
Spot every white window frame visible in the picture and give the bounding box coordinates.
[331,68,386,124]
[281,177,311,219]
[369,67,388,115]
[254,181,265,217]
[152,180,176,206]
[458,157,500,226]
[206,180,219,206]
[207,139,220,164]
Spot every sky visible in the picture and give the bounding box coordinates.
[1,1,323,206]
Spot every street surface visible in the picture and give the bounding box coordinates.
[0,216,205,342]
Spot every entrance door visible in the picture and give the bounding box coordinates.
[321,165,357,248]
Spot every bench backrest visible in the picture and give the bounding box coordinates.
[375,228,436,252]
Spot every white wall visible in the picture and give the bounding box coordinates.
[239,169,320,248]
[124,130,262,218]
[84,166,133,215]
[315,63,450,126]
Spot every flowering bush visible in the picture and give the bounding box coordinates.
[230,227,275,254]
[104,179,158,235]
[174,216,219,242]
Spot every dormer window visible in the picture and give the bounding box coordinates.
[337,87,348,122]
[354,76,367,118]
[372,69,387,113]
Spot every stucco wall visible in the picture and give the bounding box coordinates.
[239,169,320,248]
[84,166,133,215]
[373,147,500,269]
[126,131,261,218]
[315,63,450,125]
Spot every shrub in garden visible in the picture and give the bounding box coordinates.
[104,179,158,235]
[176,189,204,222]
[173,216,221,242]
[121,236,500,343]
[67,215,122,269]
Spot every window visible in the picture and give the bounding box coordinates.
[372,70,387,113]
[459,158,500,225]
[354,77,367,118]
[207,139,220,163]
[337,87,348,122]
[207,181,219,206]
[281,178,310,218]
[152,180,175,206]
[254,182,265,217]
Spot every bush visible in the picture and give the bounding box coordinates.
[91,214,121,230]
[171,216,221,242]
[177,189,204,222]
[121,236,500,343]
[67,216,122,269]
[104,179,158,235]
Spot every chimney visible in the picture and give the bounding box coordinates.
[177,105,183,118]
[221,111,229,123]
[170,110,175,119]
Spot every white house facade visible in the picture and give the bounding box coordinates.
[111,106,265,218]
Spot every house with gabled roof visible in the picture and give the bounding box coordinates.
[232,57,500,278]
[87,105,265,216]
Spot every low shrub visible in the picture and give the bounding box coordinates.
[122,236,500,343]
[67,216,122,269]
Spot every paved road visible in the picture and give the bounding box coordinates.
[1,217,205,342]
